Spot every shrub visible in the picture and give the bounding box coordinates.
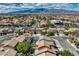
[15,30,21,35]
[47,30,55,36]
[47,21,55,27]
[60,50,74,56]
[75,41,79,48]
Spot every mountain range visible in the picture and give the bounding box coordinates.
[5,8,79,14]
[0,3,79,14]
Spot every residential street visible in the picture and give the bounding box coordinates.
[50,36,79,56]
[0,33,14,43]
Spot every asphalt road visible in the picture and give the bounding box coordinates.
[50,36,79,56]
[0,33,14,43]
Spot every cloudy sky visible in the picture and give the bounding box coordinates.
[0,3,79,14]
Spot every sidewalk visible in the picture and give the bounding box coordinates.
[67,39,79,51]
[53,39,64,51]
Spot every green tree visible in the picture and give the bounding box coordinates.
[16,42,32,55]
[60,50,74,56]
[47,21,54,27]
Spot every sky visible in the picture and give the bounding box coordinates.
[0,3,79,14]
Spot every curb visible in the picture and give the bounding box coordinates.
[67,39,79,51]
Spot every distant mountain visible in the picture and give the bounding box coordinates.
[0,3,79,14]
[6,8,79,14]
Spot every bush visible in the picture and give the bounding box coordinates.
[64,32,69,36]
[16,42,32,55]
[69,38,75,43]
[75,41,79,48]
[47,30,55,36]
[60,50,74,56]
[47,21,55,27]
[15,30,21,35]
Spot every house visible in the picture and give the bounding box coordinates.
[25,28,42,34]
[15,35,25,42]
[0,46,17,56]
[0,34,26,56]
[40,20,47,26]
[35,39,58,56]
[1,34,26,48]
[3,38,18,48]
[0,38,18,56]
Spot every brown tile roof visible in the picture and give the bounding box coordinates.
[35,39,57,56]
[36,39,55,48]
[4,49,17,56]
[1,40,10,45]
[35,48,56,56]
[0,47,17,56]
[3,38,18,48]
[15,35,25,42]
[37,52,56,56]
[2,35,26,48]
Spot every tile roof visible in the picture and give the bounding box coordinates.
[35,39,57,56]
[0,47,17,56]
